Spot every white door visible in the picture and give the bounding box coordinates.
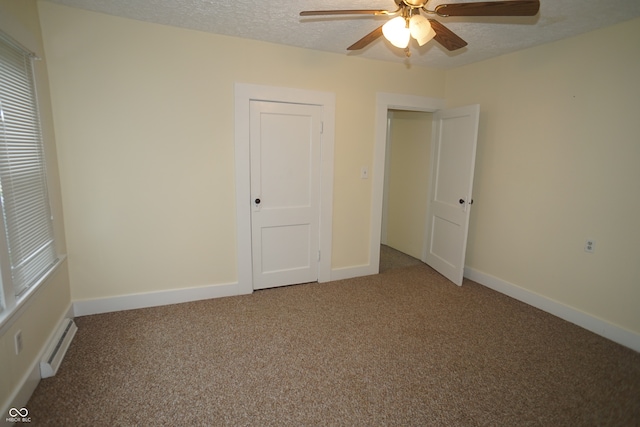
[250,100,322,290]
[424,104,480,286]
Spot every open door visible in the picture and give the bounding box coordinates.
[423,105,480,286]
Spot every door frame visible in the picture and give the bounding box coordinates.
[234,83,335,293]
[369,93,445,274]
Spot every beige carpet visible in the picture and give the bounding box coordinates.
[27,264,640,426]
[379,244,423,273]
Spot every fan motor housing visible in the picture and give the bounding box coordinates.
[403,0,429,8]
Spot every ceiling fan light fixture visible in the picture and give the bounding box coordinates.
[382,16,410,49]
[409,14,436,46]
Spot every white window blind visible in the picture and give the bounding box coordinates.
[0,31,57,298]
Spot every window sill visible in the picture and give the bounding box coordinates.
[0,254,67,337]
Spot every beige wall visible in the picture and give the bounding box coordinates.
[37,2,446,301]
[0,0,71,411]
[446,17,640,334]
[385,110,432,259]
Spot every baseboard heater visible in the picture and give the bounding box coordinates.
[40,318,78,378]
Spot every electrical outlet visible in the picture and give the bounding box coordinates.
[584,239,595,253]
[14,330,23,355]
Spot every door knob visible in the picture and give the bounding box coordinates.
[255,198,261,205]
[459,199,465,204]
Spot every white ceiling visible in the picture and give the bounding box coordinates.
[46,0,640,69]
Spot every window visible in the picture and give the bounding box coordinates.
[0,31,58,315]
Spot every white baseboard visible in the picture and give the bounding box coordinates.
[464,267,640,353]
[330,264,377,281]
[73,267,383,317]
[73,264,386,317]
[73,281,248,317]
[1,303,74,426]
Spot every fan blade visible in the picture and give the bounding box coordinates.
[300,9,390,16]
[435,0,540,17]
[429,20,468,51]
[347,25,384,50]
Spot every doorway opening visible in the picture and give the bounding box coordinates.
[368,93,444,276]
[371,93,479,285]
[380,109,433,273]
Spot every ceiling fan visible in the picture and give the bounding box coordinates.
[300,0,540,56]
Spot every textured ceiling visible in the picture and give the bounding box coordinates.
[46,0,640,68]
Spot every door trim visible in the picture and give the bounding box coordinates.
[234,83,335,293]
[369,93,445,275]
